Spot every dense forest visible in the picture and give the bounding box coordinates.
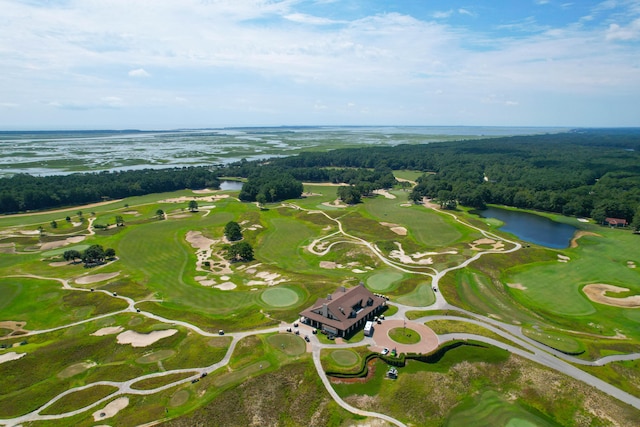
[0,167,219,213]
[2,129,640,228]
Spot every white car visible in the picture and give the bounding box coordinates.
[381,348,389,355]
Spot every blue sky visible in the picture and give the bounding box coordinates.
[1,0,639,129]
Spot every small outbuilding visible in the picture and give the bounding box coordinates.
[604,217,628,227]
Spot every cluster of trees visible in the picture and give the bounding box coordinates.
[63,244,115,266]
[238,168,303,203]
[0,167,220,214]
[226,242,253,262]
[337,186,362,204]
[224,221,243,241]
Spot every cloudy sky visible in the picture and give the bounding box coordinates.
[1,0,639,129]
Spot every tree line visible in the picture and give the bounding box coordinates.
[0,167,220,214]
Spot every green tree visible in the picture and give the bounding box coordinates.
[63,249,82,263]
[156,209,165,220]
[227,242,254,262]
[631,206,640,232]
[256,193,267,207]
[82,244,105,265]
[50,220,57,229]
[337,186,361,204]
[105,248,116,259]
[188,200,199,212]
[224,221,243,241]
[115,215,124,227]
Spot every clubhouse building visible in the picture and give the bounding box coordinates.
[299,283,387,338]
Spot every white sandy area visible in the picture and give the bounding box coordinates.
[92,326,124,336]
[0,352,26,365]
[557,254,571,263]
[117,329,178,347]
[469,238,504,251]
[20,230,40,235]
[199,279,217,287]
[160,194,229,203]
[76,272,120,285]
[506,283,527,290]
[122,210,140,216]
[583,284,640,308]
[93,397,129,421]
[578,218,590,222]
[320,261,337,269]
[215,282,237,290]
[186,230,218,274]
[400,203,412,207]
[322,199,348,208]
[628,261,637,269]
[192,189,217,194]
[352,269,366,274]
[220,275,230,281]
[49,260,71,267]
[40,235,87,251]
[374,189,396,199]
[379,221,407,236]
[389,242,435,265]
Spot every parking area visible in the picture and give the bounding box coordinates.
[368,319,439,354]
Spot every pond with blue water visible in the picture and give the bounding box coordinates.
[478,206,577,249]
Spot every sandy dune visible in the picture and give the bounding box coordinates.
[0,352,26,365]
[583,284,640,308]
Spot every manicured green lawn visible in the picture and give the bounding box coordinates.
[261,287,300,307]
[388,327,421,344]
[367,271,404,292]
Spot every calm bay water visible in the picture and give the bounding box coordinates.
[479,206,577,249]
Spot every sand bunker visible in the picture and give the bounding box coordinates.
[122,210,140,216]
[215,282,237,290]
[373,189,396,199]
[506,283,527,290]
[583,284,640,308]
[322,199,348,208]
[557,254,570,263]
[570,231,601,248]
[628,261,637,269]
[160,194,229,203]
[320,261,337,269]
[117,329,178,347]
[186,231,218,273]
[93,397,129,421]
[92,326,124,336]
[0,352,26,365]
[469,238,504,251]
[400,203,412,207]
[76,272,120,285]
[40,235,86,251]
[380,222,408,236]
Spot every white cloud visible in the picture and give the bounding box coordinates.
[458,8,474,16]
[284,13,343,25]
[606,19,640,40]
[128,68,150,78]
[433,10,454,19]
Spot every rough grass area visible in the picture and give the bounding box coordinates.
[522,327,585,355]
[39,384,118,415]
[131,372,195,390]
[164,360,356,427]
[335,344,639,426]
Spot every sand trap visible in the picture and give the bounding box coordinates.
[374,189,396,199]
[352,269,366,273]
[220,275,230,281]
[380,222,408,236]
[322,199,348,208]
[192,188,217,194]
[92,326,124,336]
[199,279,216,287]
[469,238,504,251]
[76,272,120,285]
[583,284,640,308]
[400,203,412,207]
[122,210,140,216]
[49,260,72,267]
[20,230,40,235]
[506,283,527,290]
[557,254,570,263]
[40,235,87,251]
[0,352,26,365]
[570,231,601,248]
[320,261,338,269]
[93,397,129,421]
[628,261,636,269]
[116,329,178,347]
[215,282,237,290]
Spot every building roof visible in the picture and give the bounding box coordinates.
[300,283,385,332]
[605,217,628,225]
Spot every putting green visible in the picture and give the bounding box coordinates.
[267,334,306,356]
[261,287,299,307]
[367,271,403,291]
[330,350,359,367]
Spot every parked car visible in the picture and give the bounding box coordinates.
[381,347,389,355]
[218,330,224,335]
[304,335,310,342]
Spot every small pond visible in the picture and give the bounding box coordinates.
[478,206,577,249]
[219,180,244,191]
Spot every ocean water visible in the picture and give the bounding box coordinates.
[0,126,566,177]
